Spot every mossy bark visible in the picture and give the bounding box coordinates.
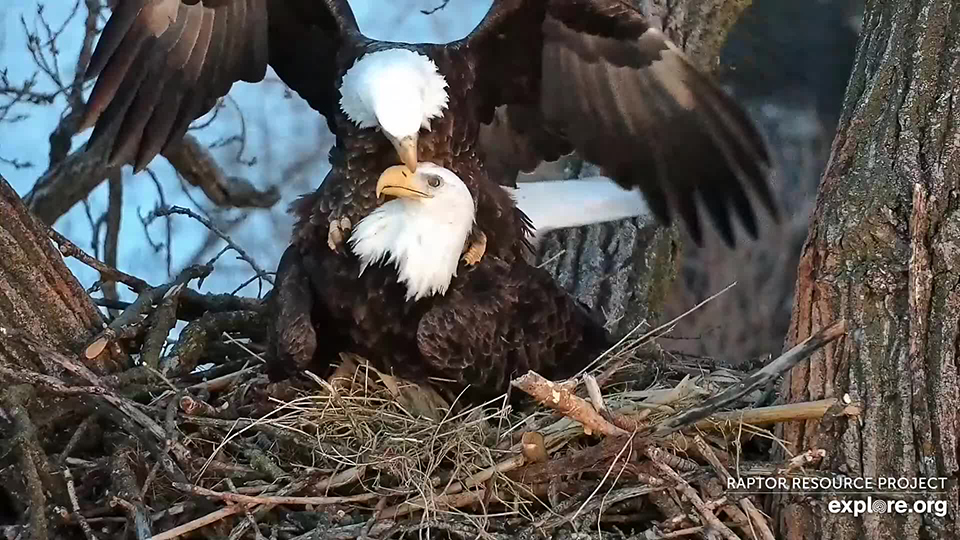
[775,1,960,538]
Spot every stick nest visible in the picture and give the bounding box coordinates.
[0,274,850,539]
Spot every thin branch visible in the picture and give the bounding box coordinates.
[174,483,381,506]
[48,225,150,293]
[146,205,275,285]
[421,0,451,15]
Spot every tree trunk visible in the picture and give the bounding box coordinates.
[0,173,122,374]
[776,1,960,538]
[533,0,751,337]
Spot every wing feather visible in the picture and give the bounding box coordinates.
[417,258,610,401]
[241,0,270,82]
[82,0,270,170]
[468,0,777,245]
[110,5,194,165]
[83,0,357,170]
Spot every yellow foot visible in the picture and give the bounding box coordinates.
[326,217,353,252]
[461,230,487,266]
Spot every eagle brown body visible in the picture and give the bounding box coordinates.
[269,242,609,403]
[82,0,778,403]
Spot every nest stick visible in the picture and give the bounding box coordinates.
[693,436,775,540]
[112,449,152,540]
[63,467,98,540]
[378,488,488,521]
[648,447,742,540]
[778,448,828,474]
[3,385,51,540]
[691,398,860,433]
[654,319,848,437]
[174,483,381,506]
[150,506,247,540]
[512,371,627,437]
[656,525,707,539]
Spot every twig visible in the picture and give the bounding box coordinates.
[694,436,775,540]
[654,526,707,539]
[146,206,274,285]
[102,169,123,314]
[2,385,50,540]
[111,448,152,540]
[512,371,627,437]
[49,226,150,292]
[690,398,860,433]
[421,0,451,15]
[584,374,606,413]
[378,488,488,521]
[174,483,381,506]
[653,320,848,436]
[63,467,99,540]
[150,505,247,540]
[140,283,185,368]
[58,414,98,464]
[648,450,742,540]
[165,134,280,209]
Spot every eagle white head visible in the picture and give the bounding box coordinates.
[348,162,475,302]
[339,49,450,171]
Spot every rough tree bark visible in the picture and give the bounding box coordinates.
[775,1,960,538]
[534,0,752,338]
[0,173,122,374]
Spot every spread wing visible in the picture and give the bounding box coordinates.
[81,0,358,172]
[466,0,777,245]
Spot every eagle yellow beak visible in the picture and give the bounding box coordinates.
[387,133,419,172]
[376,165,433,200]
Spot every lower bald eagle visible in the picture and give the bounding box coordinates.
[267,163,610,403]
[83,0,777,264]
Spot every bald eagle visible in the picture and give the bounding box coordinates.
[267,163,611,402]
[82,0,777,256]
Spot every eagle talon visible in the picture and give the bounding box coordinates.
[327,217,353,253]
[461,230,487,266]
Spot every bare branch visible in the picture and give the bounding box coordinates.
[421,0,451,15]
[166,134,279,209]
[146,205,275,286]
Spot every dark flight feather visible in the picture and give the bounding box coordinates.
[84,0,776,246]
[82,0,355,170]
[468,0,778,245]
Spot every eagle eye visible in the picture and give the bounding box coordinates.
[426,175,442,188]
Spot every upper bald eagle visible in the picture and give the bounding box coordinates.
[268,162,611,403]
[82,0,777,256]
